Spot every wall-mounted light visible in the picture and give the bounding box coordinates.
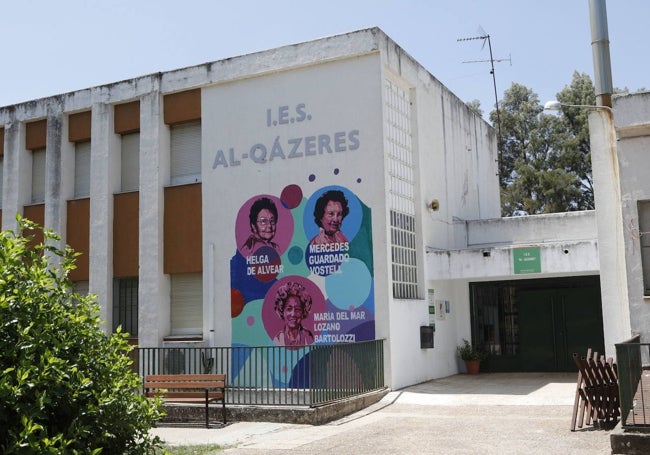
[429,199,440,211]
[543,100,613,114]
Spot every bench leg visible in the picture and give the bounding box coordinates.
[205,389,209,428]
[222,398,227,424]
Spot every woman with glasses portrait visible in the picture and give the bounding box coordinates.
[241,197,279,255]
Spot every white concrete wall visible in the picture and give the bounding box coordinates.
[377,32,500,388]
[465,211,597,247]
[614,92,650,344]
[428,239,599,281]
[427,211,598,280]
[202,53,384,349]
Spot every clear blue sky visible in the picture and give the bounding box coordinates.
[1,0,647,121]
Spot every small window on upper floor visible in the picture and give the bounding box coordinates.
[170,272,203,336]
[74,141,91,198]
[121,132,140,192]
[170,120,201,185]
[31,148,46,204]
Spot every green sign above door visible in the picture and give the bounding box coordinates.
[513,247,541,274]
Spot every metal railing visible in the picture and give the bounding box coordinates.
[615,334,648,428]
[135,339,385,407]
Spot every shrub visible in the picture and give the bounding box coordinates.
[0,218,164,454]
[456,339,487,362]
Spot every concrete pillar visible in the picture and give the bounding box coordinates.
[43,108,64,244]
[89,101,119,331]
[51,111,75,243]
[589,109,632,357]
[2,121,28,232]
[138,88,171,347]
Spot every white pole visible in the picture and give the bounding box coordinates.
[589,109,631,357]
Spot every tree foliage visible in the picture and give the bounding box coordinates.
[555,72,597,210]
[491,72,596,216]
[0,218,164,454]
[466,99,483,117]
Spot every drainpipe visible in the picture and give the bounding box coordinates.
[589,0,613,107]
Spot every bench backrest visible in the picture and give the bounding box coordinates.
[144,374,226,391]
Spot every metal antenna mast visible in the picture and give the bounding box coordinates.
[457,32,509,183]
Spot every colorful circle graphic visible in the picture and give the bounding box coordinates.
[280,184,303,210]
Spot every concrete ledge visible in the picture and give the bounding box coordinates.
[159,388,389,426]
[610,422,650,454]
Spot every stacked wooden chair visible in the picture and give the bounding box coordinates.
[571,349,619,431]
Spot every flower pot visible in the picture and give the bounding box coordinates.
[464,359,481,375]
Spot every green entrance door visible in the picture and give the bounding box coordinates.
[518,287,604,372]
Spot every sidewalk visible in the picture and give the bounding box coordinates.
[151,372,614,454]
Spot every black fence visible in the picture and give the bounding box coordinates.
[615,334,649,428]
[135,339,385,407]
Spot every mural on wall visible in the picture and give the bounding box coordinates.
[230,182,375,386]
[200,53,382,387]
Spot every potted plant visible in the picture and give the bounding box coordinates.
[457,339,486,374]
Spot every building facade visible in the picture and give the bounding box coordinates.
[0,28,609,390]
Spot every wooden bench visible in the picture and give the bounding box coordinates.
[144,374,227,427]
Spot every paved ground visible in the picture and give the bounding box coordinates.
[151,372,614,454]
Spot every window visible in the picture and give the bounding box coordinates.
[74,141,91,198]
[121,132,139,192]
[170,272,202,335]
[471,282,519,356]
[170,121,201,185]
[638,201,650,295]
[390,211,418,299]
[385,79,418,299]
[31,148,46,204]
[113,277,138,336]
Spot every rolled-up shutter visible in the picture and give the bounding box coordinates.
[31,148,46,203]
[170,121,201,185]
[121,132,140,192]
[74,141,91,198]
[170,272,202,335]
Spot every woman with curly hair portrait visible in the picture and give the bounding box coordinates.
[272,281,314,347]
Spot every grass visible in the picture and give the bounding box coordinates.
[158,444,225,454]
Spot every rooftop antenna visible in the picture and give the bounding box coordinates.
[458,28,509,184]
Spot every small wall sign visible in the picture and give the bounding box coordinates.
[513,247,541,274]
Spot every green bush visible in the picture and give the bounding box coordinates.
[0,218,164,454]
[456,338,487,362]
